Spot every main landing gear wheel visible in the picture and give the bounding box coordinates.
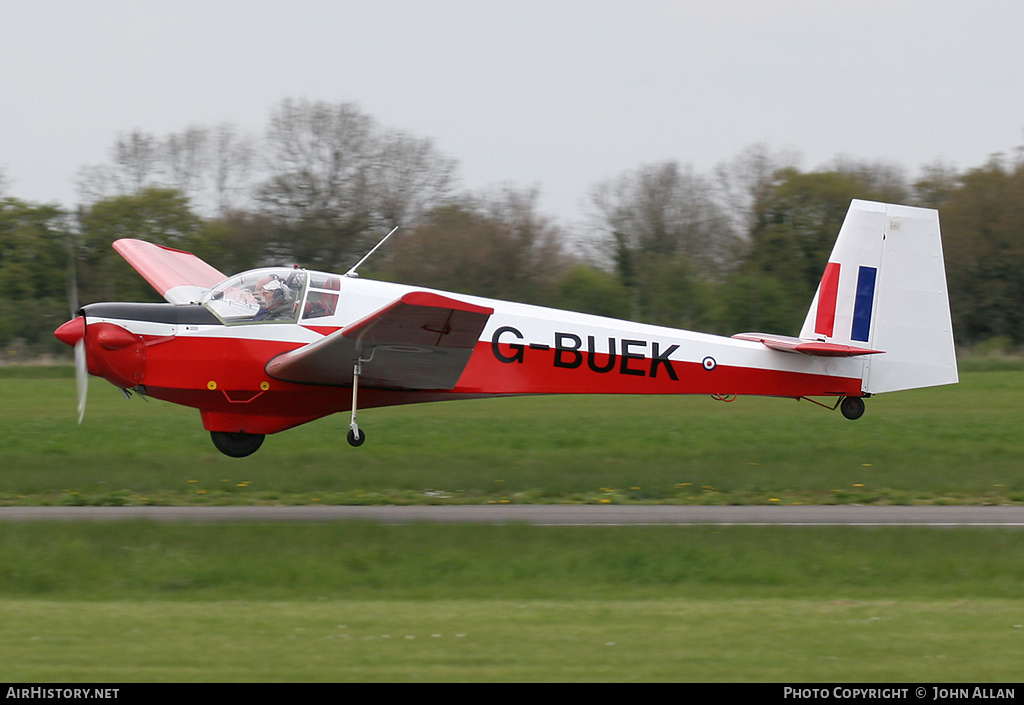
[210,431,266,457]
[840,396,866,420]
[347,428,366,447]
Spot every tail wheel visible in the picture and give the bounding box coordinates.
[840,396,866,420]
[210,431,266,457]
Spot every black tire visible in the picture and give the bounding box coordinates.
[347,428,366,447]
[210,431,266,457]
[840,396,866,420]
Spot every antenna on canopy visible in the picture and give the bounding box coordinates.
[345,226,400,278]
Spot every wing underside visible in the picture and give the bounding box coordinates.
[266,292,493,389]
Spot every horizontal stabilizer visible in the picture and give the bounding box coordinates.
[113,239,226,305]
[732,332,884,357]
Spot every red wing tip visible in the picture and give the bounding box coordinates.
[113,238,196,257]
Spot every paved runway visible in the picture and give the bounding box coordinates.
[1,505,1023,526]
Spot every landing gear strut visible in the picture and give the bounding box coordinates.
[210,431,266,457]
[840,396,866,420]
[347,357,367,447]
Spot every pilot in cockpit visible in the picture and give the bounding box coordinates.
[253,275,293,321]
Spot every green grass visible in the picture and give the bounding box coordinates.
[1,367,1023,505]
[5,598,1023,682]
[1,522,1024,681]
[5,522,1024,600]
[3,365,1024,681]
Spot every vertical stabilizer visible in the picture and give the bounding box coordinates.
[799,200,957,394]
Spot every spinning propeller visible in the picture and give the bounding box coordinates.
[55,315,89,424]
[74,328,87,424]
[58,247,88,423]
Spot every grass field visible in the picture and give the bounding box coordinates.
[1,363,1022,506]
[1,364,1023,681]
[1,522,1024,682]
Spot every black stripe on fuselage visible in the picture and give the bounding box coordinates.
[81,302,221,326]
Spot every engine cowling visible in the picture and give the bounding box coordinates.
[55,317,146,389]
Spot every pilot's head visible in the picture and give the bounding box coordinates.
[256,276,288,309]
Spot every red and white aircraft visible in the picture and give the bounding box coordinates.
[54,200,957,457]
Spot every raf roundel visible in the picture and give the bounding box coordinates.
[702,356,717,371]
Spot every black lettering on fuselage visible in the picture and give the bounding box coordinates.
[619,339,647,376]
[650,342,680,380]
[587,335,617,373]
[492,326,525,364]
[491,327,681,380]
[553,332,583,369]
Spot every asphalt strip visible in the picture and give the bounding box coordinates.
[0,505,1023,525]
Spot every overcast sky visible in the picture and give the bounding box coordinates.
[2,0,1023,223]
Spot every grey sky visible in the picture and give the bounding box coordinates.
[2,0,1023,223]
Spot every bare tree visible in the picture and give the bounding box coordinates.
[827,155,910,203]
[258,99,375,222]
[590,161,741,326]
[76,129,161,204]
[714,143,800,235]
[113,129,161,194]
[77,124,258,217]
[478,184,567,294]
[209,123,257,216]
[254,99,375,268]
[163,126,210,205]
[370,128,458,228]
[913,160,961,208]
[256,98,461,269]
[592,161,739,277]
[384,186,566,304]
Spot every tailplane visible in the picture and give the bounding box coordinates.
[799,200,957,394]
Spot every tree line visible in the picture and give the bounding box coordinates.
[1,98,1022,359]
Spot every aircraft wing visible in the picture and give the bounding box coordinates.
[732,333,883,357]
[113,238,227,305]
[266,292,494,389]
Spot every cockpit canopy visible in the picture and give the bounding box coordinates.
[200,268,341,324]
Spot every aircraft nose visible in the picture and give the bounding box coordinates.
[54,317,86,347]
[55,316,146,389]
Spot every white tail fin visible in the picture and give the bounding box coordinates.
[799,200,957,394]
